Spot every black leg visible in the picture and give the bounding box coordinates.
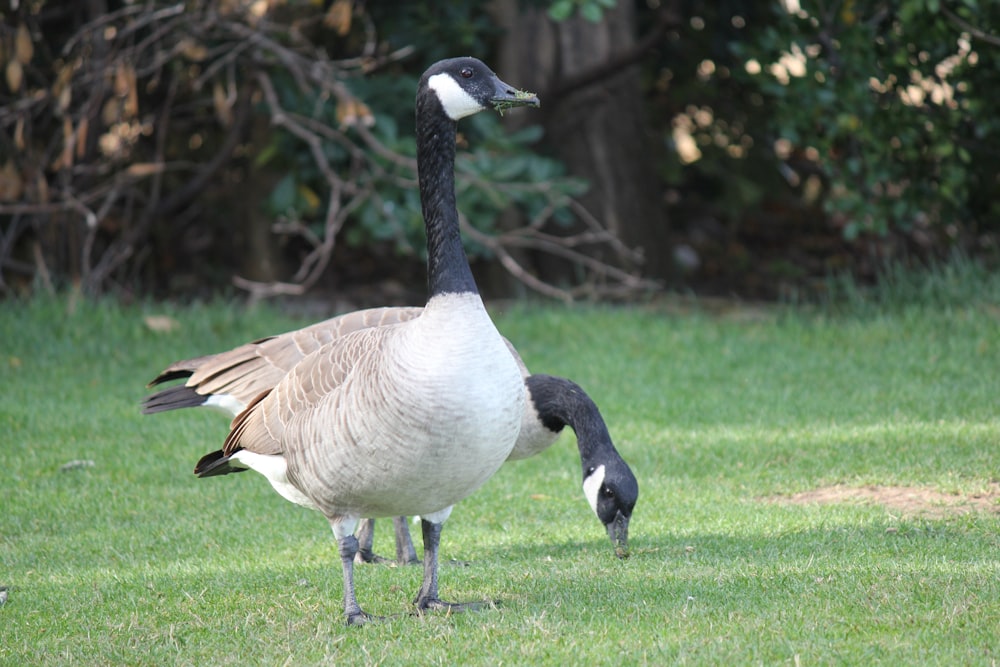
[353,517,420,566]
[336,533,372,626]
[413,519,483,614]
[354,518,382,564]
[414,519,444,610]
[392,516,420,566]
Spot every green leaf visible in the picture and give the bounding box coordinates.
[548,0,574,22]
[254,142,280,167]
[935,142,954,158]
[507,124,545,144]
[898,1,921,22]
[580,2,603,22]
[268,174,297,215]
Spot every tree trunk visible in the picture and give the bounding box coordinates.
[493,0,671,287]
[234,112,287,284]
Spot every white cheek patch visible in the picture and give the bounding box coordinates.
[582,464,607,517]
[428,72,484,120]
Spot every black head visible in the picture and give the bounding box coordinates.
[583,455,639,559]
[420,57,539,121]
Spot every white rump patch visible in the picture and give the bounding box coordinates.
[428,72,484,120]
[204,393,246,417]
[582,464,607,517]
[231,450,317,510]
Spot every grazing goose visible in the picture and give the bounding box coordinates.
[144,308,639,560]
[360,373,637,560]
[146,58,540,625]
[514,374,636,559]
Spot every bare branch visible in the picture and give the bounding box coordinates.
[496,248,574,302]
[32,241,55,295]
[941,5,1000,48]
[1,0,650,301]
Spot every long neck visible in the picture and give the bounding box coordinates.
[525,374,615,470]
[416,92,478,297]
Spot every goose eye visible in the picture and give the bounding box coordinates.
[460,67,474,78]
[603,487,615,499]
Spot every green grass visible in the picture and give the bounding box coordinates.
[2,286,999,665]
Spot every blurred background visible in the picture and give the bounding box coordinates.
[0,0,996,306]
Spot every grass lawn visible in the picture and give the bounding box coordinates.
[2,283,998,665]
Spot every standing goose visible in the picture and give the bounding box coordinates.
[152,58,539,625]
[144,309,639,560]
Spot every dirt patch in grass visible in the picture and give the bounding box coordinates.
[766,483,1000,519]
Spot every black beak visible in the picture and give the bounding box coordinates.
[606,511,630,559]
[490,74,540,113]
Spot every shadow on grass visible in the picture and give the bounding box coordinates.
[464,518,998,614]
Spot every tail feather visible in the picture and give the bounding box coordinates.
[146,368,195,387]
[141,385,208,414]
[194,449,248,477]
[146,354,219,387]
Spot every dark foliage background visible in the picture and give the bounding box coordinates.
[0,0,996,303]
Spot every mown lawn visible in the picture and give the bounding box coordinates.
[1,285,998,665]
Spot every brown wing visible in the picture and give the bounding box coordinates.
[148,306,424,409]
[222,323,393,457]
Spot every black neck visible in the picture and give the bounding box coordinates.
[416,91,479,297]
[525,374,616,471]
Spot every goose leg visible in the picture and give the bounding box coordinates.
[354,519,384,565]
[392,516,420,565]
[332,521,372,626]
[413,517,481,614]
[353,518,420,566]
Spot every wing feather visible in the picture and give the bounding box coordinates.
[146,307,423,410]
[222,324,394,458]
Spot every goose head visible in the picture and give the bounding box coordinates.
[582,453,638,559]
[423,57,539,121]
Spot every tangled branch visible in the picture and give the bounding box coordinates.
[0,0,652,301]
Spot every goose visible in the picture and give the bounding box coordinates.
[144,307,638,561]
[146,58,540,625]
